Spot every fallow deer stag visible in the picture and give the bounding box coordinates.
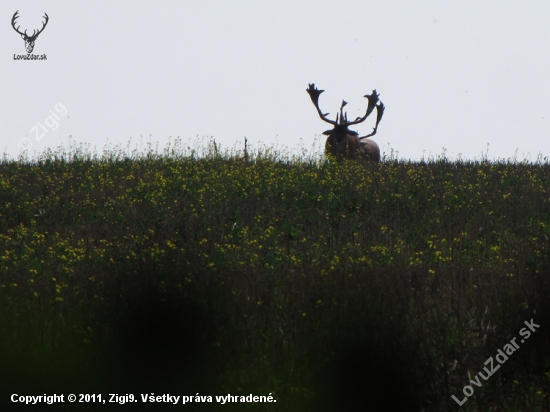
[306,83,385,162]
[11,11,49,54]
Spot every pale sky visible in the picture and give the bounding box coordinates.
[1,1,549,161]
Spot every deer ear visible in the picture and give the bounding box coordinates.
[322,130,332,136]
[21,34,26,40]
[348,130,359,136]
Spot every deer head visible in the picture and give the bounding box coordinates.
[306,83,385,162]
[12,11,49,54]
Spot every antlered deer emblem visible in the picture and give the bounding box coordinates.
[307,83,385,162]
[12,11,49,54]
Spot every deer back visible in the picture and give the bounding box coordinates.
[360,139,381,162]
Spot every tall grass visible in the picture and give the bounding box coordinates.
[1,138,549,411]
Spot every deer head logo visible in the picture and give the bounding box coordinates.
[307,83,385,162]
[12,11,49,54]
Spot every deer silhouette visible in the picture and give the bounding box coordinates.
[307,83,385,162]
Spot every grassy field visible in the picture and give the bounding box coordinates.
[1,139,549,411]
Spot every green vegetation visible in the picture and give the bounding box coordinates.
[1,139,549,411]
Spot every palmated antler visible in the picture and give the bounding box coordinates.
[358,91,385,139]
[346,90,377,125]
[359,90,386,139]
[307,84,385,135]
[306,84,337,126]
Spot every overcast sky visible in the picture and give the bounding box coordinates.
[1,1,549,161]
